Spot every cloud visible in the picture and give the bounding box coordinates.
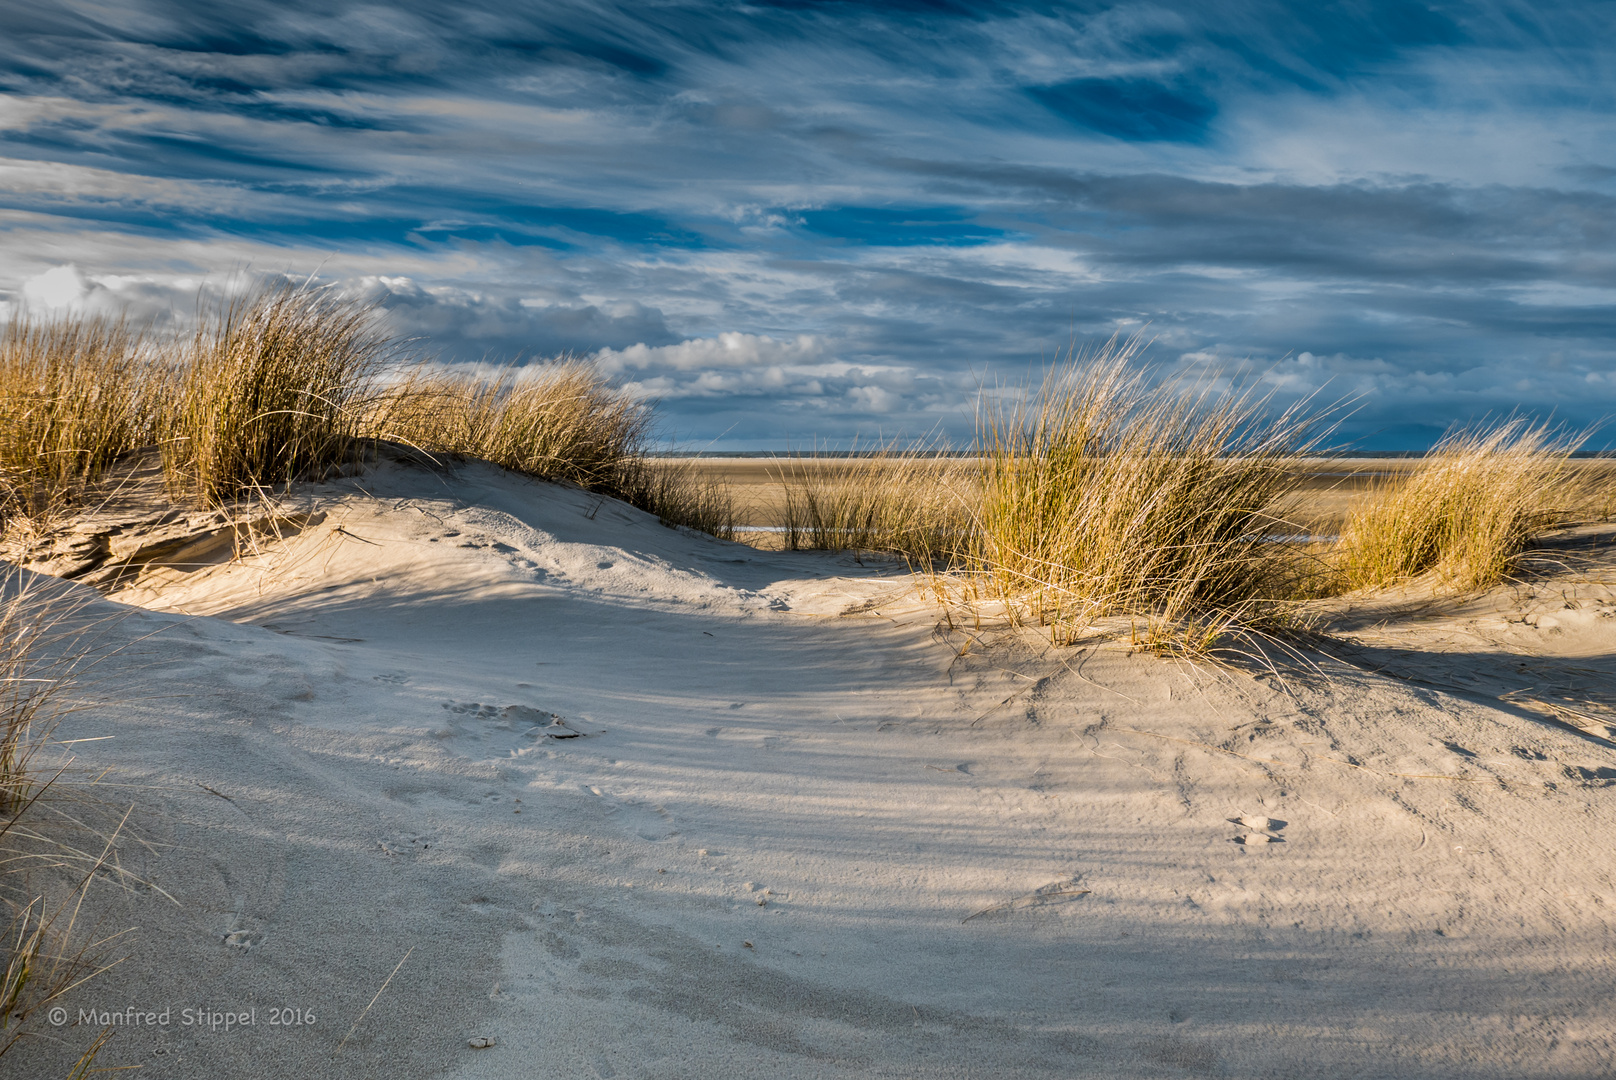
[596,332,902,408]
[358,276,676,359]
[1028,78,1217,143]
[10,262,189,319]
[594,332,826,373]
[0,2,1610,448]
[21,264,94,309]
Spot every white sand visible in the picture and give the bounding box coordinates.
[13,459,1616,1078]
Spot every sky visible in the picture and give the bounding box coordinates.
[0,1,1612,450]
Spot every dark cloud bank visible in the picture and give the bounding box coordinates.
[0,1,1612,448]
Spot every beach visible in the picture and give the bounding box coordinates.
[9,457,1616,1078]
[4,3,1613,1075]
[669,456,1615,538]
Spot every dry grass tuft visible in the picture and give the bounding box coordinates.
[366,362,740,530]
[0,284,729,541]
[754,340,1330,651]
[0,573,104,821]
[369,360,650,492]
[620,458,738,539]
[0,317,162,527]
[370,361,733,532]
[1334,419,1584,592]
[1570,459,1616,522]
[774,444,971,562]
[964,337,1326,645]
[163,284,389,504]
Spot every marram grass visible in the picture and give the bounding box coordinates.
[0,282,731,536]
[163,284,390,504]
[1,283,1608,651]
[1334,419,1584,592]
[619,457,739,540]
[369,360,650,494]
[774,442,971,563]
[0,567,140,1069]
[964,338,1328,644]
[768,356,1608,644]
[0,316,163,524]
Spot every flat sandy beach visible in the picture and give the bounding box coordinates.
[11,458,1616,1078]
[673,456,1615,536]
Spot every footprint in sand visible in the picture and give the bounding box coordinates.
[584,786,679,841]
[446,701,548,720]
[440,702,584,755]
[378,832,435,860]
[1230,815,1287,845]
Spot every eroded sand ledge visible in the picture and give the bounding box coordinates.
[13,459,1616,1078]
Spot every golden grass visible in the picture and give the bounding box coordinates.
[0,579,74,819]
[163,284,389,504]
[1334,420,1584,592]
[757,362,1604,652]
[1,283,1604,633]
[621,458,738,539]
[1572,459,1616,522]
[963,339,1326,645]
[0,284,729,538]
[369,362,740,534]
[759,341,1335,649]
[774,444,971,562]
[369,360,650,492]
[0,317,161,525]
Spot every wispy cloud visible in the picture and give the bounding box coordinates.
[0,1,1611,447]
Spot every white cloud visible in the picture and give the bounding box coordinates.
[593,332,827,373]
[597,332,958,422]
[846,384,900,412]
[21,264,92,309]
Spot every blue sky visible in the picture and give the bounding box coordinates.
[1,1,1612,449]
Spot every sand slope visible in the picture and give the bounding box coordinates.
[12,461,1616,1078]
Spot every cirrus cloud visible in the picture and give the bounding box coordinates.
[0,1,1610,448]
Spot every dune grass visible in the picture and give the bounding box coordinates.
[0,283,384,521]
[774,444,971,562]
[0,281,1602,636]
[369,362,741,534]
[163,284,390,504]
[1333,419,1585,592]
[963,339,1327,646]
[620,457,739,539]
[0,283,729,538]
[1569,459,1616,523]
[0,576,65,819]
[0,317,161,527]
[761,341,1331,649]
[764,354,1602,647]
[370,360,651,492]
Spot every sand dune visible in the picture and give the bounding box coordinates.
[12,459,1616,1078]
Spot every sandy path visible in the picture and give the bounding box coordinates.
[12,461,1616,1078]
